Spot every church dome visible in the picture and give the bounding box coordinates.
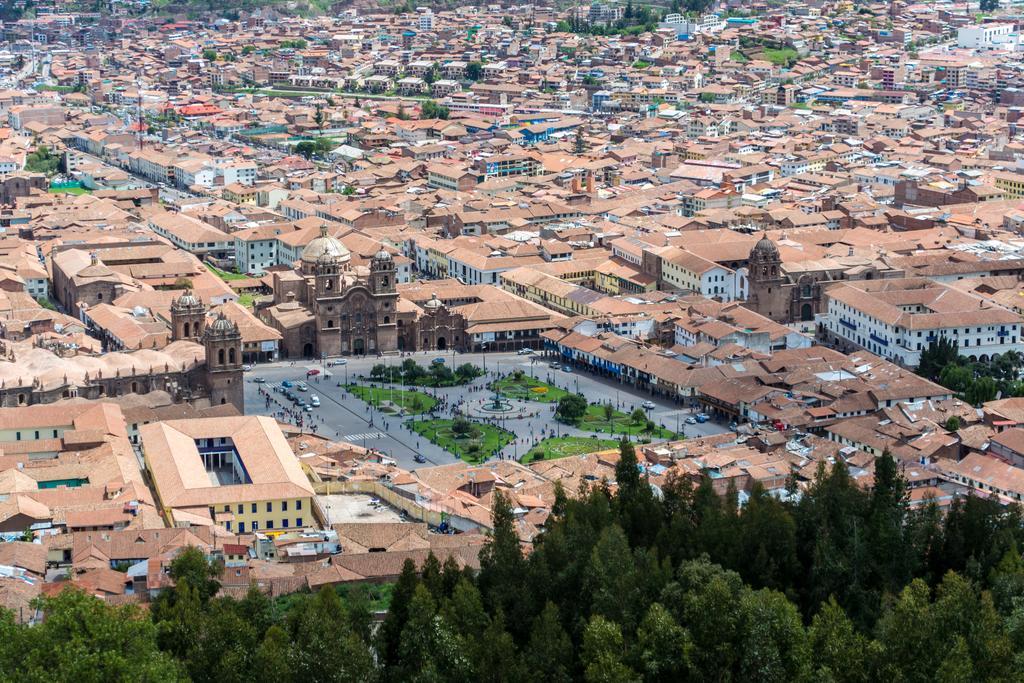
[301,224,350,265]
[173,289,201,309]
[751,234,780,260]
[209,314,237,334]
[374,247,393,261]
[424,293,443,310]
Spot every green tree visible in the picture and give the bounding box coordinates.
[966,376,998,406]
[919,337,959,380]
[630,407,647,424]
[556,393,588,423]
[168,546,222,604]
[945,415,962,432]
[24,145,59,175]
[635,602,692,682]
[526,602,573,683]
[478,490,531,640]
[466,61,483,81]
[202,49,217,61]
[603,402,615,431]
[252,625,292,683]
[294,140,317,160]
[939,364,973,394]
[582,615,638,683]
[313,102,326,136]
[808,598,875,683]
[2,588,184,681]
[574,126,587,155]
[451,416,474,436]
[421,99,450,119]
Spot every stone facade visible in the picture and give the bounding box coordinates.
[260,225,400,358]
[744,235,823,324]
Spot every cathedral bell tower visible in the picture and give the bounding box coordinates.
[203,313,243,411]
[746,234,784,321]
[370,248,399,352]
[170,290,205,342]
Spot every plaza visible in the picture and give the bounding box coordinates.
[243,350,730,470]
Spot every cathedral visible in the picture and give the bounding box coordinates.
[261,225,400,358]
[0,290,243,411]
[744,234,824,324]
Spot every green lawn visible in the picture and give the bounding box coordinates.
[522,436,619,464]
[205,263,249,281]
[410,418,514,464]
[762,47,798,66]
[491,374,568,403]
[49,187,90,195]
[237,293,255,309]
[346,385,437,415]
[272,582,393,618]
[571,404,678,439]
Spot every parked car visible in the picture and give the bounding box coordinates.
[695,414,709,423]
[642,400,656,410]
[328,359,347,366]
[304,405,313,413]
[310,396,320,407]
[252,377,266,384]
[242,364,253,371]
[306,369,320,377]
[549,361,561,369]
[517,348,534,355]
[281,380,294,388]
[414,454,427,464]
[296,382,308,392]
[562,365,572,372]
[432,357,446,365]
[685,416,697,425]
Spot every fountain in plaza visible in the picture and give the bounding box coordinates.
[480,387,514,414]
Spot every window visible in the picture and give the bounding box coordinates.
[252,521,259,530]
[296,500,302,510]
[238,522,245,533]
[282,519,289,528]
[296,517,303,527]
[251,503,257,513]
[266,502,272,512]
[237,504,243,514]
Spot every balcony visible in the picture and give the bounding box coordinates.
[869,333,889,347]
[839,318,857,331]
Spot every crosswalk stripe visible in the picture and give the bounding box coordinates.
[343,432,386,441]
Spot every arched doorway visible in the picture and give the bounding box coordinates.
[437,336,447,351]
[354,338,365,355]
[801,303,814,321]
[397,337,405,351]
[302,342,314,358]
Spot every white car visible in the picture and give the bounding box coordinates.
[242,364,253,371]
[642,400,656,410]
[310,396,320,407]
[517,348,534,355]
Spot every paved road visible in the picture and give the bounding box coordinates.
[243,350,729,470]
